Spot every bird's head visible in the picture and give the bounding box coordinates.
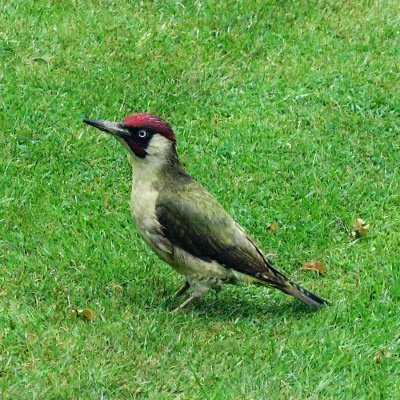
[83,113,176,160]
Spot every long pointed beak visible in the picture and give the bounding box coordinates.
[83,119,127,137]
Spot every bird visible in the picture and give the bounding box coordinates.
[83,113,330,312]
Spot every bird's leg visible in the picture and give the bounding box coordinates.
[173,281,190,298]
[172,294,200,313]
[172,283,208,313]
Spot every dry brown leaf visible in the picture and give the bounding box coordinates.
[302,259,327,273]
[71,308,96,321]
[374,348,391,364]
[110,282,123,291]
[267,222,279,233]
[351,218,370,238]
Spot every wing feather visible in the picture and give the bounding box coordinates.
[156,181,274,278]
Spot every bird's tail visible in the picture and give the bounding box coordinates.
[240,236,330,307]
[255,263,330,307]
[273,277,330,307]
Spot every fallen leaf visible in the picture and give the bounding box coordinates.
[267,222,279,232]
[110,282,123,291]
[350,218,370,238]
[71,308,96,321]
[374,348,391,364]
[302,259,327,273]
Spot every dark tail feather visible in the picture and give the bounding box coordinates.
[244,236,330,307]
[255,264,330,307]
[277,279,330,307]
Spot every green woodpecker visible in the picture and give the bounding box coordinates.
[83,114,329,311]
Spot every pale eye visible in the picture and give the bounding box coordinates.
[138,130,147,138]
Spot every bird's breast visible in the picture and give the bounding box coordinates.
[130,180,159,234]
[130,179,173,257]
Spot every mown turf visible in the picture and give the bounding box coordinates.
[1,0,399,398]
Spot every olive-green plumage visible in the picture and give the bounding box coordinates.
[84,114,330,311]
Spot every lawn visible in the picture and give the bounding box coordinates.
[1,0,399,398]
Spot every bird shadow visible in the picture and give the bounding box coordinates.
[160,288,324,323]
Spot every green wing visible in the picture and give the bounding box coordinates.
[156,180,270,276]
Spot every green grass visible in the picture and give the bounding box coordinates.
[1,0,399,398]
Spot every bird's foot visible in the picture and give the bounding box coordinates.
[265,253,277,260]
[171,294,199,313]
